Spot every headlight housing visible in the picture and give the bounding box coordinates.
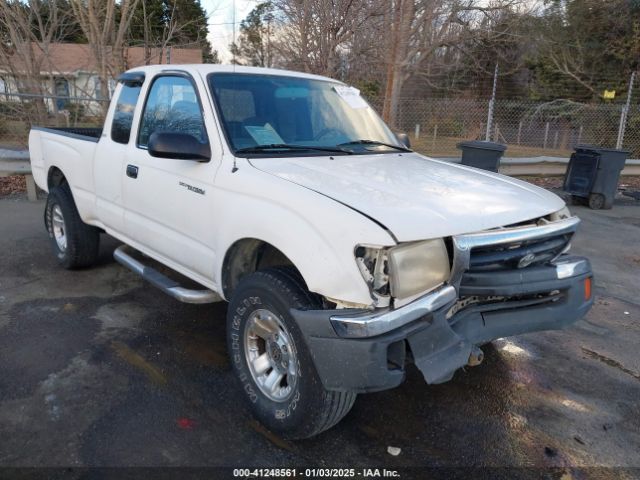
[387,239,450,300]
[549,205,572,222]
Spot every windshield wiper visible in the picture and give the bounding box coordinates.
[338,139,411,152]
[235,144,352,155]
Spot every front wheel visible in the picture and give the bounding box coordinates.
[226,267,356,439]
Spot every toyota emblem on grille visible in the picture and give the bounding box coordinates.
[517,252,536,268]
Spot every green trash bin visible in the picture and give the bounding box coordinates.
[456,141,507,172]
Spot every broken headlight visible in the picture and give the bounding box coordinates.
[387,239,450,300]
[549,205,572,222]
[354,245,390,298]
[355,239,450,303]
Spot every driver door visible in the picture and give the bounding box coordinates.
[122,73,220,280]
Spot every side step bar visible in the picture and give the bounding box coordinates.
[113,245,221,304]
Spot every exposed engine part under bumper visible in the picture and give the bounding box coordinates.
[291,255,593,393]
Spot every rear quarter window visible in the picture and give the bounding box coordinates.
[111,84,142,144]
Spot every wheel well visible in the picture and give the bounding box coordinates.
[47,166,66,190]
[222,238,300,299]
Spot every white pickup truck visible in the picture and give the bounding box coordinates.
[29,65,593,439]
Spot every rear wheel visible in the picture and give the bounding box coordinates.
[227,267,356,439]
[45,184,100,269]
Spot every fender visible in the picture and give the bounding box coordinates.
[212,163,396,306]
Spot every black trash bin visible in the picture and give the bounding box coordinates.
[563,145,629,209]
[456,140,507,172]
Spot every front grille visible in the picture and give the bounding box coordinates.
[447,217,579,320]
[450,216,580,289]
[468,231,571,271]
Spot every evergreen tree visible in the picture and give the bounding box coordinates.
[128,0,217,63]
[229,2,275,67]
[527,0,640,101]
[129,0,166,48]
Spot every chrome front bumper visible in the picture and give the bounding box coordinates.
[331,217,582,338]
[330,285,457,338]
[297,254,593,392]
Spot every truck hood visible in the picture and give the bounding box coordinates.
[249,152,565,242]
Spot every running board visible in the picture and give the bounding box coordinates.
[113,245,221,304]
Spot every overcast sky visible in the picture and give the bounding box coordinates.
[202,0,257,63]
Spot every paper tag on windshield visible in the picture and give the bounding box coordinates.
[334,86,368,109]
[245,123,284,145]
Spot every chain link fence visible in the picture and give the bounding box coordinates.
[0,92,109,149]
[1,91,638,160]
[386,96,640,159]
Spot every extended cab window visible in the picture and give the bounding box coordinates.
[111,83,141,144]
[138,75,206,147]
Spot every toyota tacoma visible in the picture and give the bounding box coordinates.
[29,65,594,439]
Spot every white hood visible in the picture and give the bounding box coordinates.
[250,152,565,242]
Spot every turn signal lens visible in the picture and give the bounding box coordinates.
[584,277,592,300]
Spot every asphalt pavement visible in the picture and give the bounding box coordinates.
[0,195,639,476]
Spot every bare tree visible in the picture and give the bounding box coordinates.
[267,0,519,124]
[529,0,640,101]
[132,0,209,65]
[273,0,385,76]
[380,0,521,125]
[69,0,140,103]
[0,0,74,122]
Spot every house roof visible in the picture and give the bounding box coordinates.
[125,46,203,69]
[4,43,202,76]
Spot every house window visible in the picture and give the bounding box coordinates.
[55,78,69,110]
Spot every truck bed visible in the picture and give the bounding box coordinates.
[31,126,103,143]
[29,126,102,219]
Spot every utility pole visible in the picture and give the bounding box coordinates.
[485,63,498,142]
[616,71,635,150]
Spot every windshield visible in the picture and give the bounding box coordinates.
[208,73,404,156]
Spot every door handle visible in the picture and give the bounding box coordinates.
[126,164,138,179]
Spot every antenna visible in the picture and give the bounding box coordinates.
[232,0,236,69]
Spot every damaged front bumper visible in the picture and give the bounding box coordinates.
[291,255,593,393]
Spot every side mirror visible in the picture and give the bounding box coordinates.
[148,132,211,162]
[395,132,411,149]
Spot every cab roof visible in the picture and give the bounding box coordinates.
[124,64,343,85]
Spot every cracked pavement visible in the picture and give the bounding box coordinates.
[0,195,639,474]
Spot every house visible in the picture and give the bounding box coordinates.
[0,43,203,114]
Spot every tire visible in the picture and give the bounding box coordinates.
[588,193,605,210]
[44,183,100,269]
[227,267,356,439]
